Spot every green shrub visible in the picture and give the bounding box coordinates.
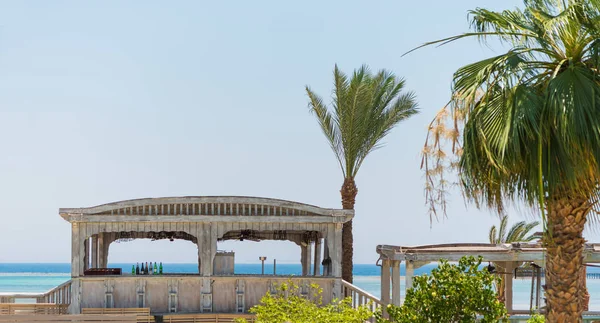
[377,256,507,323]
[236,281,373,323]
[526,314,544,323]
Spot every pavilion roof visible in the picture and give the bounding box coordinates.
[59,196,353,224]
[376,243,600,263]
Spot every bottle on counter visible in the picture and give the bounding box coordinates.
[132,265,135,275]
[159,262,163,275]
[136,263,140,275]
[145,262,149,275]
[154,262,158,275]
[149,262,153,275]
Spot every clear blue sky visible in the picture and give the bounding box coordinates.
[2,0,585,265]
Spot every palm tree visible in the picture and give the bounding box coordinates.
[488,216,540,245]
[416,1,600,321]
[489,216,540,303]
[306,65,418,283]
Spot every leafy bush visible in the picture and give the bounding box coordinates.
[527,314,544,323]
[377,256,507,323]
[236,281,373,323]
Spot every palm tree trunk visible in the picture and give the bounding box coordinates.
[545,196,590,323]
[340,177,357,283]
[580,265,589,311]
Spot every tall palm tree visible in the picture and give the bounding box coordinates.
[306,65,418,283]
[489,216,540,303]
[416,0,600,321]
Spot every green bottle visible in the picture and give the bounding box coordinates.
[159,262,163,275]
[132,265,135,275]
[154,262,158,275]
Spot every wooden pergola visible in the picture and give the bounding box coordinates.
[59,196,353,313]
[376,242,600,314]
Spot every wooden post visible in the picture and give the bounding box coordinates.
[83,237,90,271]
[301,245,308,276]
[71,223,80,277]
[101,233,111,268]
[505,262,515,314]
[91,236,98,268]
[314,239,322,276]
[406,261,414,291]
[391,260,401,306]
[97,234,104,268]
[381,259,391,305]
[306,243,312,276]
[535,266,542,310]
[323,238,330,276]
[326,224,343,278]
[200,223,217,276]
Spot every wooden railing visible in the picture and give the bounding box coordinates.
[39,280,72,305]
[0,314,137,322]
[0,280,71,305]
[0,303,69,315]
[341,280,381,322]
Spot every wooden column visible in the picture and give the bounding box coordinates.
[313,239,322,276]
[535,265,542,310]
[91,236,98,269]
[305,243,312,276]
[323,238,330,276]
[200,223,217,276]
[326,224,343,278]
[381,259,391,305]
[83,237,90,271]
[101,234,111,268]
[504,262,515,313]
[391,260,401,306]
[97,234,104,268]
[301,245,308,276]
[71,223,80,277]
[405,261,414,291]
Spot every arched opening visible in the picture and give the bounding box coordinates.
[105,231,199,274]
[217,230,325,276]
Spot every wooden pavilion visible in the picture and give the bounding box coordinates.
[376,242,600,316]
[58,196,353,314]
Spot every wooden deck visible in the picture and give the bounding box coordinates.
[0,314,137,322]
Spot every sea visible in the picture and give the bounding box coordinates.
[2,263,600,310]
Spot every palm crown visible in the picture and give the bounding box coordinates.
[489,216,540,244]
[306,65,418,181]
[423,0,600,219]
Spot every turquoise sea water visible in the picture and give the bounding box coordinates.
[2,263,600,310]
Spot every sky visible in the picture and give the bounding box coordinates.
[2,0,587,265]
